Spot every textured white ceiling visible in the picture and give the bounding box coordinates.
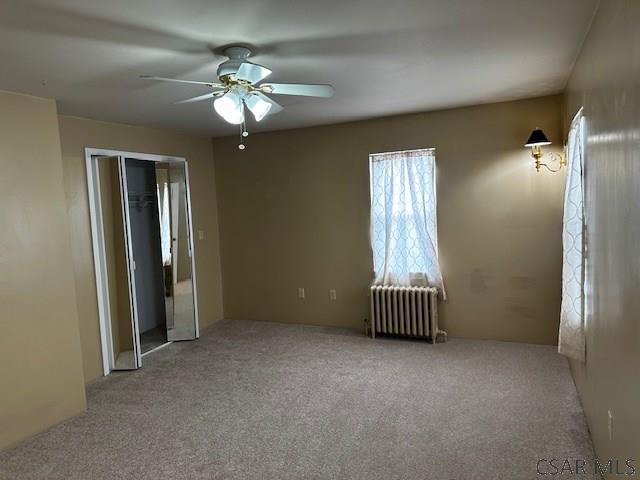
[0,0,598,136]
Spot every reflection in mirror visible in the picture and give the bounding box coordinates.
[156,162,196,341]
[97,157,136,369]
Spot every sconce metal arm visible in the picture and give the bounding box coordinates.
[532,146,567,173]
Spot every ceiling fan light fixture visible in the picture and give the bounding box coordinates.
[142,45,334,129]
[245,93,272,122]
[214,91,244,124]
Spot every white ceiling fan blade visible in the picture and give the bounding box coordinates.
[261,83,334,98]
[140,75,223,88]
[175,91,226,104]
[235,62,272,84]
[245,92,283,121]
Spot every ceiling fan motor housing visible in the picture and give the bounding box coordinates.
[217,46,253,79]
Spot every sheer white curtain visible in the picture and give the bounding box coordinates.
[157,182,172,265]
[558,109,586,361]
[369,149,445,296]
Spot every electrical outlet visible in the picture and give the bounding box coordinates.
[608,410,614,441]
[329,289,337,300]
[298,287,305,299]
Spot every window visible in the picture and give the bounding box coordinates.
[369,149,444,295]
[558,109,586,361]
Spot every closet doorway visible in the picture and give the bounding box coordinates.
[86,149,199,375]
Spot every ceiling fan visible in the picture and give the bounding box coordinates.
[141,45,335,126]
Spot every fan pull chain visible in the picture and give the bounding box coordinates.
[238,112,248,150]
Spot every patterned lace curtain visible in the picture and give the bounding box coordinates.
[558,109,586,361]
[369,149,445,297]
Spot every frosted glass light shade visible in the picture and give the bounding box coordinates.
[214,91,244,124]
[245,94,272,122]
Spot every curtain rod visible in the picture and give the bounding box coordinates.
[369,147,435,157]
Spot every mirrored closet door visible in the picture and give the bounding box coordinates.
[155,162,197,342]
[87,151,199,374]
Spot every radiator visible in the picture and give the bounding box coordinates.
[369,286,442,343]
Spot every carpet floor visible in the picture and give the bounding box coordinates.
[0,319,596,479]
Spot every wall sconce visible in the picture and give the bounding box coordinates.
[525,128,567,173]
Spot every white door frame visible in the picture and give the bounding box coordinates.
[85,148,201,376]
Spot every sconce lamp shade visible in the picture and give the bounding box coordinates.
[525,128,552,147]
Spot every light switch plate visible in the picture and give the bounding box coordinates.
[329,289,337,300]
[298,287,305,299]
[198,230,205,240]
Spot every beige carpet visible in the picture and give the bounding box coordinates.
[0,319,597,479]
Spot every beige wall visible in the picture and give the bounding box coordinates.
[58,116,224,384]
[565,0,640,465]
[213,95,565,344]
[0,92,86,449]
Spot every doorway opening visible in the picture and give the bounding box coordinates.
[85,149,200,374]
